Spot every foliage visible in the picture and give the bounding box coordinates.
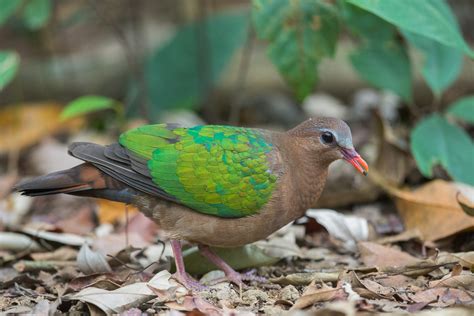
[252,0,473,185]
[61,96,122,121]
[447,96,474,124]
[410,105,474,186]
[252,0,339,101]
[252,0,471,101]
[0,51,19,91]
[142,11,249,118]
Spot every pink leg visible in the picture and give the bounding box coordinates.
[198,245,266,286]
[170,239,205,290]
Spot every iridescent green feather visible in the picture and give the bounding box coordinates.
[119,124,277,218]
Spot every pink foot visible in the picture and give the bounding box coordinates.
[172,272,207,291]
[198,246,267,287]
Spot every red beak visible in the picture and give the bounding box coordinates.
[341,148,369,176]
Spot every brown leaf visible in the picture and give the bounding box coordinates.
[429,272,474,290]
[68,273,122,291]
[97,199,138,225]
[358,242,419,268]
[372,110,411,186]
[457,191,474,217]
[436,252,474,270]
[31,246,77,261]
[391,180,474,241]
[409,287,473,307]
[77,244,112,275]
[291,283,342,310]
[0,102,84,153]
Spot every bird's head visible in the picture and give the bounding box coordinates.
[288,117,369,175]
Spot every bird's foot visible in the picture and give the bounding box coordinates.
[207,269,266,288]
[172,272,207,291]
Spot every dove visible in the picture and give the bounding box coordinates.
[16,117,368,289]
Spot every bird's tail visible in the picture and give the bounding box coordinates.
[15,163,134,203]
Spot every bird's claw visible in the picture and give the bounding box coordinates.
[172,273,207,291]
[206,270,266,288]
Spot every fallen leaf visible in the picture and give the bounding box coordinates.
[182,244,279,276]
[77,244,112,275]
[31,246,77,261]
[0,102,84,153]
[372,110,411,186]
[456,183,474,217]
[21,227,90,246]
[306,209,370,251]
[69,282,156,314]
[0,192,33,226]
[436,252,474,270]
[270,272,340,286]
[389,180,474,241]
[409,287,473,307]
[358,242,419,268]
[69,273,123,291]
[0,232,43,252]
[97,199,138,225]
[291,282,342,310]
[429,271,474,290]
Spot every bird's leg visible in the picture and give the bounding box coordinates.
[170,239,205,290]
[198,245,266,286]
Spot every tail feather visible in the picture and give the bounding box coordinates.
[15,163,134,203]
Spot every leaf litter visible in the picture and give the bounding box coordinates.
[1,122,474,314]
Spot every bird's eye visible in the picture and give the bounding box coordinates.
[321,132,335,144]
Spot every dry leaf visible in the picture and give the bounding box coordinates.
[306,209,370,251]
[0,232,43,252]
[270,272,340,286]
[358,242,419,268]
[384,180,474,241]
[436,252,474,270]
[21,227,90,246]
[31,246,77,261]
[456,183,474,217]
[291,283,342,310]
[69,282,156,314]
[429,271,474,290]
[0,102,84,153]
[409,287,473,307]
[77,244,112,275]
[97,199,138,224]
[372,110,411,185]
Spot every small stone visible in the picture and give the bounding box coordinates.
[279,285,300,301]
[242,289,269,304]
[262,305,286,315]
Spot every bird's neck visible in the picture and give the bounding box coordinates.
[277,135,331,211]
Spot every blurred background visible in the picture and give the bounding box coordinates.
[0,1,474,313]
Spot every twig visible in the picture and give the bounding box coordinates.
[13,260,76,272]
[229,23,255,125]
[87,0,150,119]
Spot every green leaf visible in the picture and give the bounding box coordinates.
[447,96,474,124]
[181,245,279,275]
[61,96,118,120]
[351,42,412,101]
[22,0,52,30]
[347,0,474,57]
[252,0,339,101]
[0,0,22,26]
[410,114,474,186]
[403,30,463,96]
[144,11,248,118]
[339,1,395,43]
[0,51,20,91]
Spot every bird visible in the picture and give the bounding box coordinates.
[15,117,368,289]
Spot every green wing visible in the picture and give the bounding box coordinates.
[119,124,278,218]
